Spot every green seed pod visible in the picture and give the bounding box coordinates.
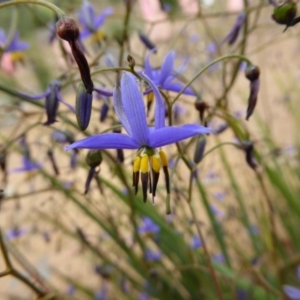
[86,150,103,168]
[272,0,297,25]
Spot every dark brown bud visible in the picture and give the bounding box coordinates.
[56,17,94,93]
[127,54,135,69]
[194,100,209,123]
[245,65,260,81]
[56,17,79,42]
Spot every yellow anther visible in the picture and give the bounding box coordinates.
[159,150,168,167]
[92,30,106,43]
[147,92,154,104]
[133,156,141,173]
[140,155,149,174]
[152,155,160,173]
[11,52,24,63]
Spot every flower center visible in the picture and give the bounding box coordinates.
[132,147,169,203]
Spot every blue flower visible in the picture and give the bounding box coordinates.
[144,50,195,95]
[138,217,160,235]
[0,29,29,53]
[78,1,113,40]
[145,249,162,262]
[221,12,246,46]
[190,235,202,249]
[66,72,213,202]
[11,156,42,173]
[6,227,28,240]
[283,266,300,300]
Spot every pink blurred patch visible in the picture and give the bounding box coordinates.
[138,0,172,42]
[1,53,16,73]
[179,0,200,16]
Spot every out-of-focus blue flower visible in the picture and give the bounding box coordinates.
[139,292,150,300]
[221,12,246,46]
[11,156,42,173]
[78,1,113,40]
[138,217,160,235]
[284,286,300,300]
[6,227,28,240]
[212,191,226,202]
[66,284,76,296]
[145,249,162,262]
[190,235,202,249]
[0,29,29,53]
[144,50,195,95]
[18,80,75,125]
[283,266,300,300]
[210,204,225,219]
[66,72,213,202]
[213,253,225,263]
[51,130,74,144]
[11,136,42,173]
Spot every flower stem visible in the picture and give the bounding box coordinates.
[188,203,224,300]
[0,0,65,17]
[172,54,253,104]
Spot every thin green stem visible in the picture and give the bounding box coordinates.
[172,54,252,104]
[188,203,224,300]
[0,0,64,17]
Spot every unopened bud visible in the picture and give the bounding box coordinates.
[194,100,208,123]
[44,82,60,126]
[100,102,109,122]
[56,17,79,42]
[245,65,260,81]
[272,0,297,25]
[56,17,94,93]
[76,83,93,131]
[86,150,103,168]
[193,136,206,164]
[245,65,260,121]
[127,54,135,69]
[138,32,157,52]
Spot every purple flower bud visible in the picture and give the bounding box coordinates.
[47,149,59,175]
[100,102,109,122]
[138,31,157,52]
[245,65,260,120]
[0,145,7,183]
[222,12,246,45]
[44,82,60,125]
[70,150,78,169]
[193,135,206,164]
[76,83,93,131]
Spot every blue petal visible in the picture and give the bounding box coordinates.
[56,91,75,113]
[95,7,114,28]
[148,124,214,148]
[113,85,132,136]
[283,285,300,300]
[8,32,29,52]
[94,87,113,97]
[159,51,175,85]
[162,81,196,96]
[66,133,139,151]
[144,50,156,79]
[80,0,96,31]
[121,72,149,146]
[141,73,165,129]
